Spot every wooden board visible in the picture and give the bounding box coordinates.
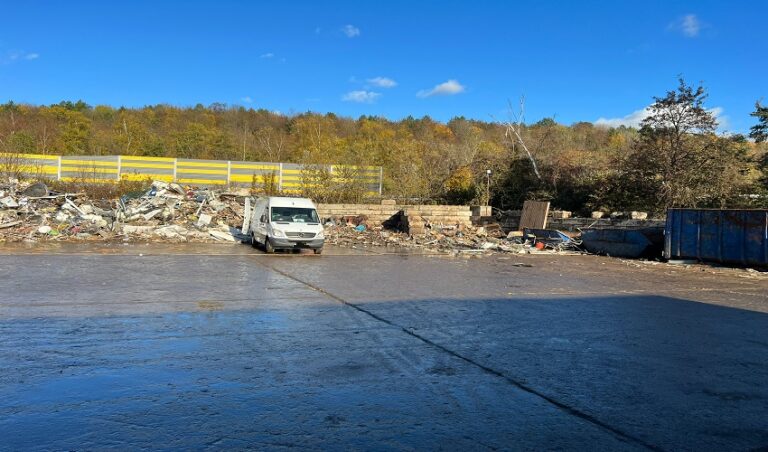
[519,200,550,230]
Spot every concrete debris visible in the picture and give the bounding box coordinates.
[196,213,213,228]
[0,197,19,209]
[0,180,248,244]
[209,229,237,242]
[322,213,578,256]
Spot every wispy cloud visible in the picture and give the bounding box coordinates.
[367,77,397,88]
[342,24,360,38]
[417,79,465,98]
[2,50,40,64]
[241,96,253,104]
[342,90,380,103]
[668,14,703,37]
[260,52,274,59]
[595,107,652,128]
[595,104,727,129]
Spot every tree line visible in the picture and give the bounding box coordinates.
[0,79,766,214]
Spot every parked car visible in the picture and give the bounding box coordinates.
[248,196,324,254]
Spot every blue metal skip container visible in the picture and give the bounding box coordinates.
[665,209,768,266]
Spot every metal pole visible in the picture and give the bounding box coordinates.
[486,171,491,206]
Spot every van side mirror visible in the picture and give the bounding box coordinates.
[260,214,267,223]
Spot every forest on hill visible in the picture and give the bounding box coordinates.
[1,80,766,214]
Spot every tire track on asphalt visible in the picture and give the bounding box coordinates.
[253,257,662,451]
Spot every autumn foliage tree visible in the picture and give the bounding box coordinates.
[0,84,764,210]
[611,79,754,213]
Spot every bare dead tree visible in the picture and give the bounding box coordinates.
[254,126,286,162]
[504,97,542,181]
[122,119,132,155]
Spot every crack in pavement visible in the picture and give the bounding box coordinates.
[253,257,663,451]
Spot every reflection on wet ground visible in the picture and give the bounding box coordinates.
[0,244,767,449]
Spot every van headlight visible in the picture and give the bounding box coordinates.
[271,228,285,238]
[316,230,324,239]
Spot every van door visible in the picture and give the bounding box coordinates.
[251,199,268,244]
[257,201,270,244]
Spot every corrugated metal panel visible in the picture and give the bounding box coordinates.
[664,209,768,266]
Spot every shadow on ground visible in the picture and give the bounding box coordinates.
[1,293,767,450]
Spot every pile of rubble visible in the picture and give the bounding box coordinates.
[0,180,247,243]
[1,178,585,255]
[322,215,579,255]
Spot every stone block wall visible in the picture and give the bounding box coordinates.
[317,203,473,228]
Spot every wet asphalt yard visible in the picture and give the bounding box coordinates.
[1,244,767,450]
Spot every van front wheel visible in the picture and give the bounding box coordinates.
[265,238,275,254]
[313,248,323,255]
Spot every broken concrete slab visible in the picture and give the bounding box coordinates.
[0,197,19,209]
[197,213,213,228]
[209,229,236,242]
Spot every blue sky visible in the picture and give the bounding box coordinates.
[1,1,766,132]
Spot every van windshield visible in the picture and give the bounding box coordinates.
[271,207,320,223]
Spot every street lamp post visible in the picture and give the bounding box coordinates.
[485,169,492,206]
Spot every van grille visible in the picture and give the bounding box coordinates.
[285,232,316,238]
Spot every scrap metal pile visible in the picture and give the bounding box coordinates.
[0,180,247,243]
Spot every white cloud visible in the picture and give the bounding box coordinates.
[2,50,39,64]
[241,96,253,104]
[708,107,729,129]
[669,14,702,37]
[367,77,397,88]
[342,90,381,103]
[595,105,727,129]
[342,24,360,38]
[595,107,652,128]
[416,79,465,98]
[260,52,274,59]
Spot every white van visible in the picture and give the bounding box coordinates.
[248,197,324,254]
